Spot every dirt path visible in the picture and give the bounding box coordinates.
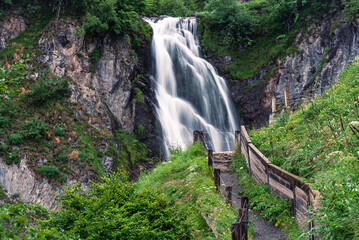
[214,153,287,240]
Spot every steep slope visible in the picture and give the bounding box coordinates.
[0,13,159,209]
[249,57,359,239]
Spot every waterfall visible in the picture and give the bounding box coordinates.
[146,17,239,156]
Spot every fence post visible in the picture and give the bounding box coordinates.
[235,131,240,149]
[291,181,297,218]
[208,149,213,167]
[307,189,315,240]
[247,143,252,176]
[225,186,232,205]
[239,197,248,240]
[193,130,198,143]
[266,164,270,187]
[214,168,221,192]
[231,222,240,240]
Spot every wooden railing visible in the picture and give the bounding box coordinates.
[194,130,248,240]
[237,126,320,239]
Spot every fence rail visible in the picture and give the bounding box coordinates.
[237,126,319,239]
[194,130,248,240]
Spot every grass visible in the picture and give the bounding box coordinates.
[136,143,239,239]
[248,57,359,238]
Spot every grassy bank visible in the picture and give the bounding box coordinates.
[248,57,359,238]
[136,143,238,239]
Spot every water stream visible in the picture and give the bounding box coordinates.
[146,17,239,156]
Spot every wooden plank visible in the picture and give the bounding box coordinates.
[248,144,271,166]
[240,126,251,143]
[268,171,291,189]
[268,163,301,185]
[268,178,294,199]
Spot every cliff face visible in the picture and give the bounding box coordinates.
[208,11,359,127]
[275,12,359,109]
[0,16,160,209]
[38,20,160,160]
[0,15,26,50]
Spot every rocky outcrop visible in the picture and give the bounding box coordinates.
[0,156,90,210]
[0,15,26,50]
[207,11,359,127]
[275,12,359,109]
[38,19,161,161]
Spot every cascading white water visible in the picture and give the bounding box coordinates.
[146,17,239,156]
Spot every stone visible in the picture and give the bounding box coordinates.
[0,15,26,50]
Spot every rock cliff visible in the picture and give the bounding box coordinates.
[0,16,160,209]
[0,14,26,50]
[207,11,359,127]
[38,19,160,160]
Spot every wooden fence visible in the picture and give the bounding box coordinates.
[236,126,320,238]
[193,130,248,240]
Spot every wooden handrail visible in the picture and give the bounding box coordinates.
[237,125,319,238]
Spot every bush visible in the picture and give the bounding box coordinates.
[37,166,60,178]
[5,151,20,165]
[83,0,146,36]
[8,134,23,145]
[204,0,253,48]
[22,74,71,107]
[54,126,66,136]
[31,172,190,239]
[0,143,8,152]
[0,100,18,128]
[21,117,48,140]
[56,154,68,163]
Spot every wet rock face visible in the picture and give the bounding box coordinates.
[0,15,26,50]
[38,20,161,159]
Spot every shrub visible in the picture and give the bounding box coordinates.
[83,0,147,36]
[54,126,66,136]
[59,175,67,183]
[204,0,253,48]
[21,117,48,140]
[0,143,8,152]
[78,152,88,161]
[37,166,60,178]
[56,154,68,163]
[22,74,71,107]
[8,134,23,145]
[0,100,18,128]
[5,151,20,165]
[31,172,190,239]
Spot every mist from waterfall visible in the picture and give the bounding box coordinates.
[146,17,239,156]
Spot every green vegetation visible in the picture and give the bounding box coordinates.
[231,153,302,239]
[198,0,333,81]
[8,134,23,145]
[137,143,237,239]
[0,144,239,239]
[344,0,359,19]
[37,165,60,178]
[0,59,149,182]
[22,72,71,107]
[0,57,28,102]
[248,57,359,239]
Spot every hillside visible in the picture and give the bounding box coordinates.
[0,0,359,239]
[248,57,359,239]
